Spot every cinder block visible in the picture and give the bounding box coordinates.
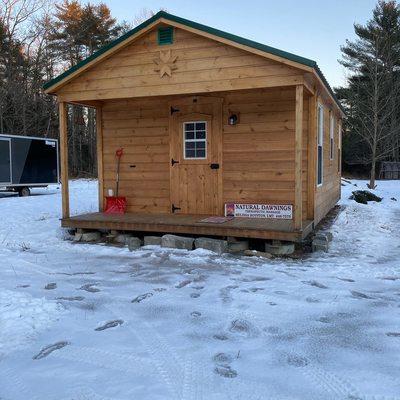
[194,237,228,255]
[127,237,142,251]
[81,231,101,242]
[114,234,131,244]
[265,241,295,255]
[144,236,162,246]
[227,238,249,253]
[161,234,194,250]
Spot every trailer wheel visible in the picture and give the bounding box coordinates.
[18,187,30,197]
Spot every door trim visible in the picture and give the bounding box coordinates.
[0,137,12,185]
[168,96,223,215]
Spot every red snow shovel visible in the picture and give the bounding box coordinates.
[104,148,127,214]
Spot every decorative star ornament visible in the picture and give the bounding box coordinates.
[154,50,178,78]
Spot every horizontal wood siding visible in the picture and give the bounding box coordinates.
[222,87,309,220]
[102,97,170,213]
[57,27,303,102]
[101,87,312,222]
[314,97,341,225]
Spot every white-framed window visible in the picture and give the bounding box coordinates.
[329,112,334,160]
[338,121,342,173]
[317,104,324,186]
[183,121,207,159]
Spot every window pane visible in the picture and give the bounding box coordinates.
[196,130,206,139]
[317,146,323,184]
[185,123,194,131]
[196,122,205,130]
[185,149,195,158]
[196,141,205,149]
[186,141,195,149]
[185,131,194,140]
[196,149,205,158]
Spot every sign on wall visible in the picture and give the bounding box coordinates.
[224,203,293,219]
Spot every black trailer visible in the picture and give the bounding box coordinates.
[0,134,59,196]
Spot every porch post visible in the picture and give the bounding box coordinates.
[294,85,303,230]
[307,94,317,220]
[96,106,104,212]
[59,101,70,219]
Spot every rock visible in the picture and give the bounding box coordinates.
[227,237,249,253]
[243,249,273,259]
[144,236,162,246]
[312,240,329,253]
[161,234,194,250]
[81,231,101,242]
[127,237,142,251]
[194,237,228,254]
[114,233,131,244]
[73,232,82,242]
[316,231,333,242]
[350,190,382,204]
[265,241,295,255]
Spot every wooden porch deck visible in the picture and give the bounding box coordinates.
[62,212,314,242]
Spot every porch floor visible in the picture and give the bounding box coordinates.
[62,212,314,242]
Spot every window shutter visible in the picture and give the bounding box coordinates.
[158,27,174,45]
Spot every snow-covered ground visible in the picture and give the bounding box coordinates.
[0,179,399,400]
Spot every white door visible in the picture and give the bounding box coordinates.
[0,138,12,185]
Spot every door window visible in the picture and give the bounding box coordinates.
[183,121,207,159]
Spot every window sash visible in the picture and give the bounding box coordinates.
[183,121,207,159]
[317,105,324,185]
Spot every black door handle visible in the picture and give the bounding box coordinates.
[210,163,220,169]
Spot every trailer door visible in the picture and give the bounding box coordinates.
[0,138,11,185]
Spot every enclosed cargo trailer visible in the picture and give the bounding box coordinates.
[0,134,59,196]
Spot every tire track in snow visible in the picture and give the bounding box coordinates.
[106,304,187,399]
[52,344,152,376]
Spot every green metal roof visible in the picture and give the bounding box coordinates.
[44,11,343,112]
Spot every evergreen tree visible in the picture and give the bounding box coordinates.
[338,0,400,187]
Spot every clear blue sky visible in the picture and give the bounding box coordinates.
[92,0,378,88]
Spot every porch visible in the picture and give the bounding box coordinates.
[62,212,314,242]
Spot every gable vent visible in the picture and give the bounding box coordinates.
[158,27,174,45]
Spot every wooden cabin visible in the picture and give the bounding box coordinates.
[44,11,344,243]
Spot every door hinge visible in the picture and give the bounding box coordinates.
[171,158,179,166]
[170,106,180,115]
[172,204,181,213]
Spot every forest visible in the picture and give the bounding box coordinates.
[1,0,400,185]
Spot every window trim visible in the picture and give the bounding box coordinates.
[317,104,324,187]
[183,121,207,160]
[329,112,334,161]
[338,121,342,173]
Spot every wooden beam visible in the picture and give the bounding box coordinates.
[307,94,317,220]
[294,85,303,230]
[96,106,104,211]
[59,101,70,219]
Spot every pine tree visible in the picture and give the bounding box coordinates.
[339,0,400,188]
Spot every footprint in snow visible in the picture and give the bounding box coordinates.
[33,341,70,360]
[350,290,373,299]
[302,280,328,289]
[56,296,85,301]
[337,277,355,283]
[44,283,57,290]
[213,352,234,364]
[305,297,320,303]
[214,365,237,378]
[190,311,201,318]
[95,320,124,331]
[175,280,192,289]
[79,283,100,293]
[16,284,30,288]
[386,332,400,337]
[380,276,400,281]
[131,292,153,303]
[213,334,229,341]
[317,316,330,324]
[229,319,259,337]
[153,288,167,292]
[286,354,309,367]
[190,293,200,298]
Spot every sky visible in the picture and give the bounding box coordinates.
[91,0,379,88]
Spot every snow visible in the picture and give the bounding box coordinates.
[0,179,399,399]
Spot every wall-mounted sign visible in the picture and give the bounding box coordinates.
[225,203,293,219]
